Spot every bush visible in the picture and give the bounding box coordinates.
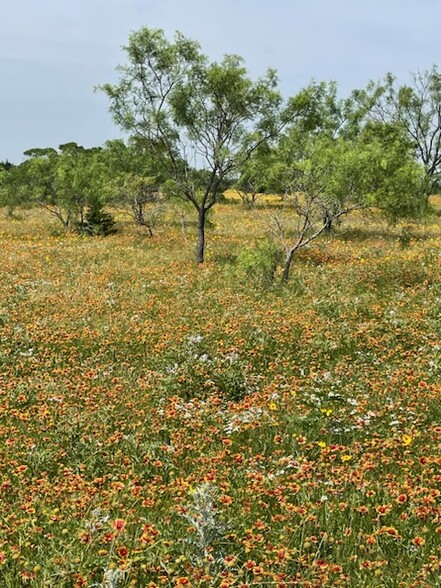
[236,239,282,286]
[76,203,117,236]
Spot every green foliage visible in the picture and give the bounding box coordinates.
[20,143,110,230]
[233,144,282,206]
[76,200,117,236]
[356,122,428,220]
[236,239,282,286]
[160,335,257,402]
[0,163,33,217]
[356,66,441,198]
[0,160,13,171]
[100,27,287,262]
[267,85,429,281]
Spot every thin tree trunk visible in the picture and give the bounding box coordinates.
[282,248,295,282]
[63,211,72,233]
[323,211,332,233]
[196,208,206,264]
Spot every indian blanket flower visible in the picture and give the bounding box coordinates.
[112,519,126,532]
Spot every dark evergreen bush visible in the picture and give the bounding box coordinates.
[76,202,117,236]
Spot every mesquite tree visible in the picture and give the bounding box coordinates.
[272,129,426,281]
[356,66,441,199]
[100,27,285,263]
[22,144,109,231]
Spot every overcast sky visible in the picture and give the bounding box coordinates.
[1,0,440,163]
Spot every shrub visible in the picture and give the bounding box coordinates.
[76,202,117,236]
[236,239,282,286]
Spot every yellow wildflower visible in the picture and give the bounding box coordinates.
[401,434,413,447]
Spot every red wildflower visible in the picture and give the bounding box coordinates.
[112,519,126,532]
[117,546,129,558]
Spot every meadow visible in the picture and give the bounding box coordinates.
[0,198,440,587]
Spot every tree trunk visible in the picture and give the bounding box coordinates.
[282,249,295,282]
[64,211,72,233]
[196,208,206,264]
[323,211,332,233]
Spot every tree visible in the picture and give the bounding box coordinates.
[271,136,362,281]
[0,160,13,171]
[23,144,111,232]
[355,66,441,199]
[272,129,426,281]
[0,162,33,217]
[233,144,282,207]
[257,79,428,281]
[23,146,72,229]
[76,198,117,236]
[100,27,286,263]
[101,139,164,236]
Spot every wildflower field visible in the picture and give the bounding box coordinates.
[0,202,440,588]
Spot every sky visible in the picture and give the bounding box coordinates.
[1,0,440,163]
